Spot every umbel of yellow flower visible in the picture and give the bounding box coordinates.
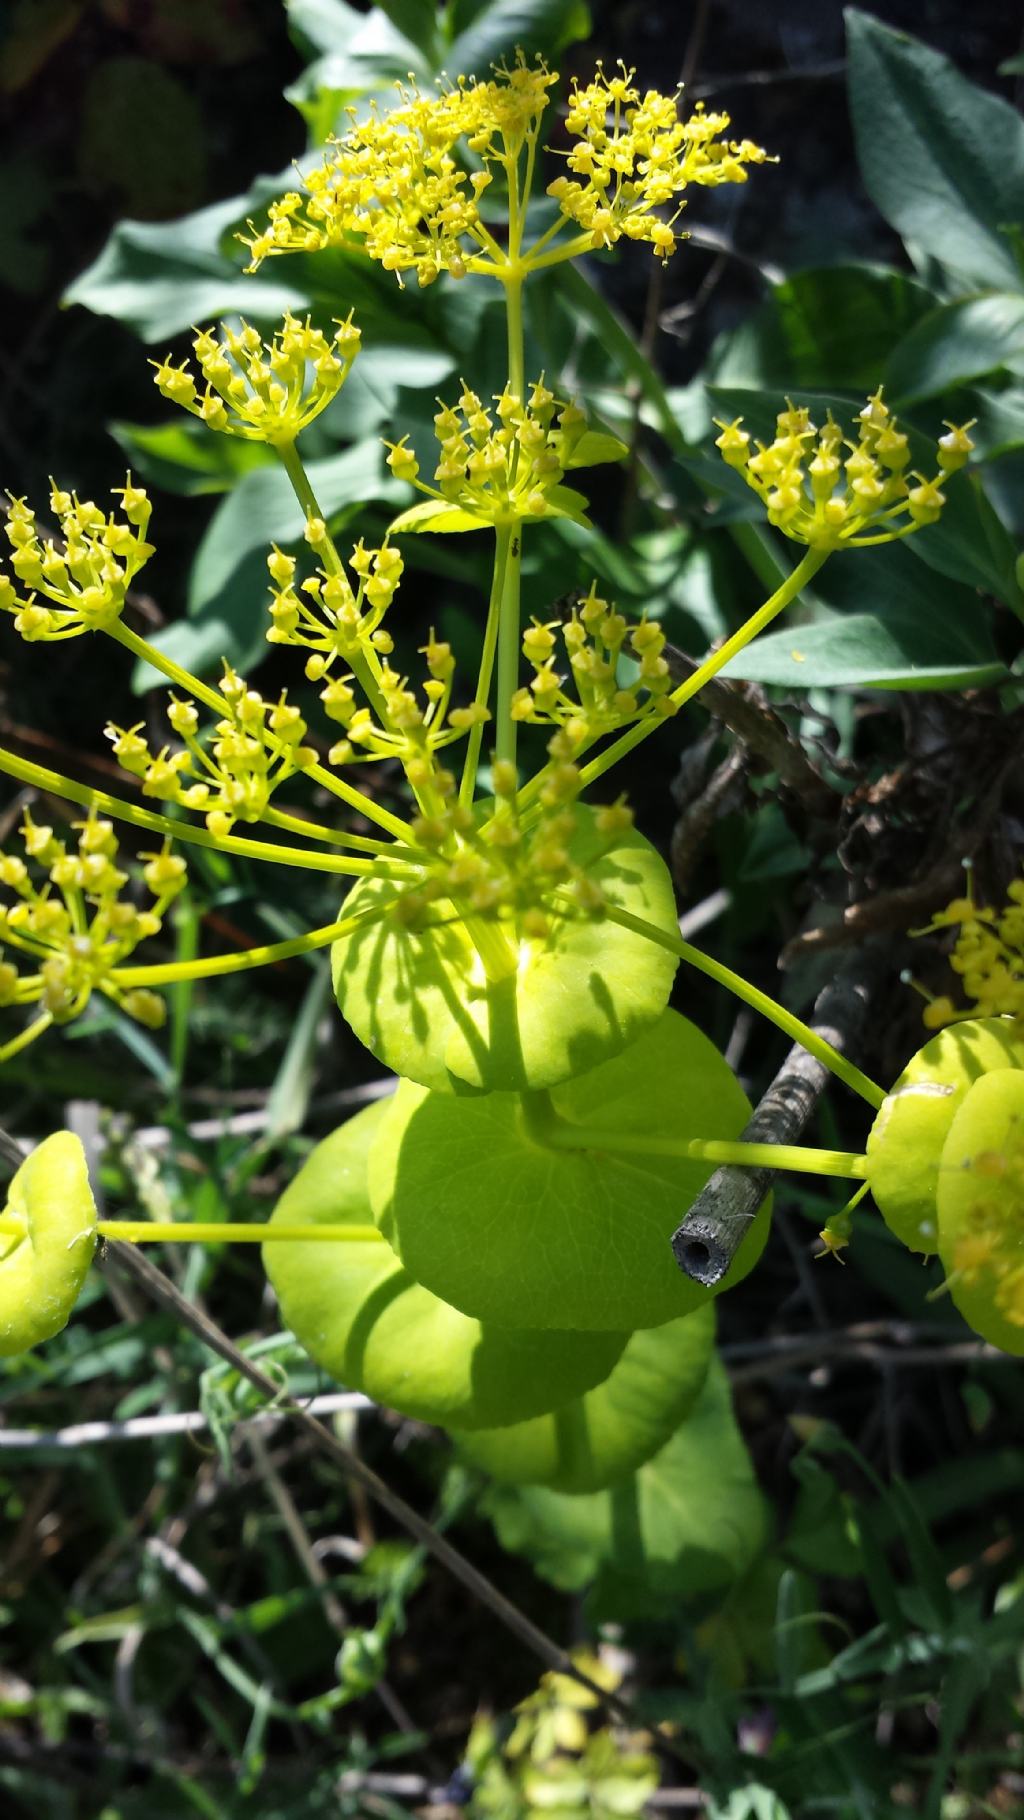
[386,379,610,530]
[0,478,153,640]
[153,313,361,445]
[548,66,771,259]
[241,58,768,284]
[715,391,973,551]
[914,876,1024,1029]
[0,810,184,1060]
[511,583,676,742]
[108,665,319,840]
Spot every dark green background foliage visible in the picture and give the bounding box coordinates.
[1,3,1024,1815]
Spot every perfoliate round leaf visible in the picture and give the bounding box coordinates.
[331,809,679,1095]
[369,1010,770,1331]
[453,1303,715,1492]
[0,1132,97,1357]
[936,1069,1024,1355]
[866,1017,1024,1251]
[483,1360,768,1612]
[263,1100,628,1429]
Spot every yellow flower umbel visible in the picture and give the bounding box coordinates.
[548,65,771,260]
[241,60,557,285]
[107,666,319,840]
[0,479,153,640]
[153,313,361,445]
[511,584,676,741]
[715,391,971,550]
[0,811,184,1061]
[387,380,604,530]
[242,60,767,287]
[914,878,1024,1028]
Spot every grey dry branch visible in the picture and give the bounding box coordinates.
[101,1237,693,1773]
[672,943,892,1285]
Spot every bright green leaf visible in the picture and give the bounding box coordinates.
[484,1360,768,1611]
[266,1099,627,1428]
[370,1010,770,1332]
[454,1304,715,1492]
[563,429,630,469]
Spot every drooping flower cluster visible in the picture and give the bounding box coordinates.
[1,480,153,640]
[0,811,183,1041]
[548,67,771,260]
[153,314,361,445]
[715,391,971,550]
[918,879,1024,1028]
[241,61,557,285]
[107,668,318,839]
[388,381,605,529]
[511,584,676,741]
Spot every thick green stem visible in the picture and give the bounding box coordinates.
[111,900,389,988]
[599,902,886,1110]
[92,1220,387,1246]
[505,276,525,402]
[108,620,225,715]
[459,525,510,807]
[261,805,403,858]
[0,1012,53,1065]
[459,909,518,983]
[529,1119,866,1178]
[495,527,523,770]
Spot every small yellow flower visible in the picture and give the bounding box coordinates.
[153,313,361,444]
[512,584,674,742]
[0,479,153,640]
[396,380,604,528]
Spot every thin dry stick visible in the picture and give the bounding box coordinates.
[0,1392,369,1451]
[101,1238,693,1772]
[672,945,891,1286]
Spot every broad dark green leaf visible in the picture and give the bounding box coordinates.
[64,180,309,342]
[967,385,1024,460]
[724,612,1006,693]
[886,294,1024,404]
[707,265,936,394]
[445,0,591,72]
[846,10,1024,292]
[723,538,1005,690]
[484,1360,768,1616]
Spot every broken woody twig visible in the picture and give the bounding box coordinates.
[672,944,892,1286]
